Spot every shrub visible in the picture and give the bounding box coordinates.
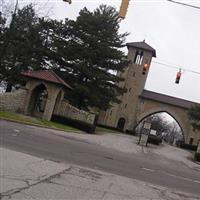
[51,115,97,133]
[194,152,200,162]
[147,135,161,145]
[97,124,123,132]
[125,129,136,135]
[180,143,197,151]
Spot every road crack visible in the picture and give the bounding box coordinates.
[0,167,72,199]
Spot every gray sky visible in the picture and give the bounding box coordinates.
[9,0,200,103]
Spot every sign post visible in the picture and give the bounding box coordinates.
[138,121,151,146]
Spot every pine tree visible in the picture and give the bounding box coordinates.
[0,11,6,81]
[188,105,200,130]
[55,5,129,110]
[0,4,56,85]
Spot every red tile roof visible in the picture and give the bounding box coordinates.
[21,70,72,89]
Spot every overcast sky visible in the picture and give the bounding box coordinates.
[8,0,200,103]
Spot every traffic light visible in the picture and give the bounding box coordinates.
[63,0,72,4]
[175,70,182,84]
[142,63,149,75]
[119,0,130,19]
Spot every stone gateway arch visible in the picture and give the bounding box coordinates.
[98,41,200,145]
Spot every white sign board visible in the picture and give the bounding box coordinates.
[143,122,151,130]
[150,129,157,136]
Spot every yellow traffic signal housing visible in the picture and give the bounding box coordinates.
[142,63,149,75]
[63,0,72,4]
[175,70,182,84]
[119,0,130,19]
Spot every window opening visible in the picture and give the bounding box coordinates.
[133,50,143,64]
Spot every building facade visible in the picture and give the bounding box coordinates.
[98,41,200,145]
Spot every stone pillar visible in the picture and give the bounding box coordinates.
[42,87,60,121]
[23,80,38,115]
[24,90,32,115]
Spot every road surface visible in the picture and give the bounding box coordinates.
[1,120,200,195]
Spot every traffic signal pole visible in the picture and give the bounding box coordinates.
[63,0,72,4]
[118,0,130,19]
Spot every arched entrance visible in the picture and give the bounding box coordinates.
[117,117,126,131]
[135,111,185,144]
[28,84,48,118]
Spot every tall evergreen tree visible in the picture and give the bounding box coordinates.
[188,105,200,130]
[56,5,129,110]
[0,11,6,81]
[0,4,57,85]
[0,5,39,84]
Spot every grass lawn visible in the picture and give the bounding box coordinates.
[0,110,79,132]
[96,126,121,133]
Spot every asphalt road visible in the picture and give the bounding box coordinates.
[1,120,200,196]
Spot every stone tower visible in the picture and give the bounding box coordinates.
[98,41,156,132]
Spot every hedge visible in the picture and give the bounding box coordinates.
[147,135,162,145]
[180,143,197,151]
[97,124,138,135]
[51,115,97,133]
[97,124,123,132]
[125,129,137,135]
[195,152,200,162]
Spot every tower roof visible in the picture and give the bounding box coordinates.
[126,41,156,57]
[21,70,72,89]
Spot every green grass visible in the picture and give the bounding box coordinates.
[0,110,79,132]
[96,126,121,133]
[40,120,79,132]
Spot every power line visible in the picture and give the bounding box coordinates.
[166,0,200,10]
[152,61,200,75]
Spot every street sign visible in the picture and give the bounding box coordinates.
[143,122,151,130]
[138,121,151,146]
[150,129,157,136]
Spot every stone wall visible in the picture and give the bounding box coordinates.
[0,88,27,113]
[0,83,96,126]
[54,100,96,125]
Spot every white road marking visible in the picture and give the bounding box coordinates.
[163,171,197,183]
[13,129,20,133]
[141,168,200,184]
[194,180,200,184]
[141,167,155,172]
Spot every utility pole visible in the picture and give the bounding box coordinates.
[118,0,130,19]
[63,0,72,4]
[9,0,18,29]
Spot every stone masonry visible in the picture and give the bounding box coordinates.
[98,41,200,145]
[0,88,27,113]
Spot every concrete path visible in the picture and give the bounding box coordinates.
[1,147,200,200]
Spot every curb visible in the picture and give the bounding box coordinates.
[0,117,82,133]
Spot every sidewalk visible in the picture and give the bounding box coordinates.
[1,147,200,200]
